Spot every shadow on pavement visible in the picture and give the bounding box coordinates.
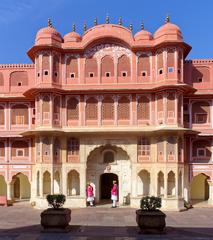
[0,225,213,239]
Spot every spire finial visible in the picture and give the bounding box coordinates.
[83,22,87,32]
[94,18,98,26]
[48,18,52,28]
[129,23,133,31]
[165,15,170,23]
[118,17,122,25]
[106,14,109,24]
[141,22,144,30]
[72,23,76,32]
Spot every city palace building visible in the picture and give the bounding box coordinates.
[0,16,213,210]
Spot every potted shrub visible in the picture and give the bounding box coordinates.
[40,194,71,232]
[136,196,166,234]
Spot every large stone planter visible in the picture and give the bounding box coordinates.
[41,208,71,232]
[136,209,166,234]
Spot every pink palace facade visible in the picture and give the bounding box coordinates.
[0,17,213,210]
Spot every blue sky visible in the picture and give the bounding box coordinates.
[0,0,213,63]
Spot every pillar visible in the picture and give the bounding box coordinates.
[164,173,168,198]
[7,182,12,200]
[208,181,213,205]
[80,164,86,198]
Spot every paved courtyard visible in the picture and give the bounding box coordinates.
[1,203,213,239]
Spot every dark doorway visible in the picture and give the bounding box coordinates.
[100,173,118,199]
[14,177,20,198]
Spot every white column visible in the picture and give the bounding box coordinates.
[40,171,43,197]
[98,96,102,126]
[80,164,86,198]
[6,182,12,200]
[164,173,168,198]
[208,181,213,205]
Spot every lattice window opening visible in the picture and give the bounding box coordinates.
[102,97,114,120]
[118,97,130,120]
[138,138,150,156]
[42,137,50,156]
[66,57,78,78]
[68,138,79,155]
[0,141,5,156]
[167,136,177,156]
[53,138,61,156]
[137,96,150,120]
[86,98,98,120]
[67,98,79,120]
[137,54,150,76]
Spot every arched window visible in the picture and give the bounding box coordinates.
[0,141,5,157]
[43,171,51,195]
[103,151,114,164]
[157,51,163,74]
[192,101,210,124]
[167,92,175,119]
[157,137,164,162]
[137,96,150,120]
[53,138,60,163]
[11,104,28,125]
[118,55,131,77]
[0,105,4,125]
[137,170,150,196]
[102,97,114,120]
[11,140,29,157]
[53,96,60,125]
[118,96,130,120]
[42,95,50,121]
[167,48,175,73]
[53,55,60,82]
[167,136,176,161]
[67,97,79,121]
[157,94,164,122]
[10,71,28,86]
[0,72,4,86]
[67,138,79,155]
[85,57,97,78]
[66,57,78,78]
[86,97,98,120]
[42,54,50,73]
[192,139,211,163]
[101,55,114,77]
[137,54,150,77]
[42,137,50,156]
[138,138,150,156]
[67,170,80,196]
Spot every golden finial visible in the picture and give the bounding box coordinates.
[106,14,109,24]
[94,18,98,26]
[141,22,144,30]
[72,23,76,32]
[118,17,122,25]
[129,23,133,31]
[48,18,52,28]
[165,15,170,23]
[83,22,87,32]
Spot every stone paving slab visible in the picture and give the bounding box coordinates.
[1,203,213,239]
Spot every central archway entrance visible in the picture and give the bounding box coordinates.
[86,144,131,204]
[100,173,118,200]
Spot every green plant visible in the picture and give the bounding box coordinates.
[140,196,162,211]
[46,194,66,209]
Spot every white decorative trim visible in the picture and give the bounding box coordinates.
[84,44,132,60]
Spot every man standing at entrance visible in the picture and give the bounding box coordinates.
[86,182,95,207]
[111,180,118,208]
